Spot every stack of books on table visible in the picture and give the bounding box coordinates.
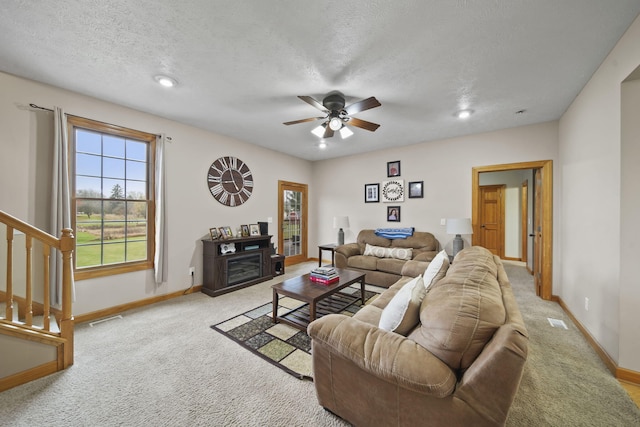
[309,267,339,285]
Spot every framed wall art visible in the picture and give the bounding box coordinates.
[408,181,424,198]
[381,179,404,202]
[364,183,379,203]
[387,206,401,222]
[387,160,401,177]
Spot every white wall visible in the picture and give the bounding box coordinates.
[312,122,559,258]
[558,14,640,371]
[0,72,313,316]
[620,76,640,370]
[0,335,57,377]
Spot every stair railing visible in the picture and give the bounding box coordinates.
[0,210,75,368]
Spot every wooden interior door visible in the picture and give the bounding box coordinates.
[478,185,505,257]
[534,169,543,296]
[278,180,308,266]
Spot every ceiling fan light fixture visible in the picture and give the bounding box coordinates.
[339,126,354,139]
[329,116,343,131]
[154,75,177,88]
[311,124,326,138]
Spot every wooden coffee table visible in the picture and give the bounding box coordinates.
[271,268,366,331]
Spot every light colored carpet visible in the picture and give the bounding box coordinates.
[0,261,638,426]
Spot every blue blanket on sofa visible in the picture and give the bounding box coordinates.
[374,227,415,239]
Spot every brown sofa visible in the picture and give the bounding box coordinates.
[307,246,529,426]
[334,229,439,287]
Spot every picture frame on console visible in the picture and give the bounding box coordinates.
[219,226,233,239]
[387,160,401,177]
[408,181,424,198]
[364,183,379,203]
[241,224,250,237]
[387,206,401,222]
[209,228,219,240]
[249,224,260,236]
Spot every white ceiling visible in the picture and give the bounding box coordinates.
[1,1,639,161]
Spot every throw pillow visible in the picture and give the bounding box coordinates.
[363,243,413,260]
[424,249,449,289]
[378,275,425,335]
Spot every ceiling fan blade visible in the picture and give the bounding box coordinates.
[344,97,381,115]
[298,95,328,112]
[283,117,324,125]
[322,125,335,138]
[347,117,380,132]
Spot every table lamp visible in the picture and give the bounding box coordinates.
[333,216,350,246]
[446,218,473,258]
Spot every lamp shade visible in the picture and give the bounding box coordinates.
[333,216,350,229]
[446,218,473,235]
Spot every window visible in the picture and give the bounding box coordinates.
[68,116,155,280]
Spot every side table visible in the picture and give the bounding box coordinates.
[318,243,337,267]
[271,254,285,276]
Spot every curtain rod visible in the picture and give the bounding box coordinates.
[28,103,172,141]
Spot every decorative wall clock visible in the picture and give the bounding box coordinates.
[207,156,253,206]
[381,179,404,202]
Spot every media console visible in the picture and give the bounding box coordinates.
[201,235,273,297]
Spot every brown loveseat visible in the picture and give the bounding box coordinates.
[307,246,529,426]
[334,229,439,287]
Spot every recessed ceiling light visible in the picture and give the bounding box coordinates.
[154,75,177,88]
[318,141,327,149]
[456,109,473,119]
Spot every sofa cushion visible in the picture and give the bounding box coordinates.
[352,277,409,325]
[390,231,439,251]
[347,255,379,271]
[423,249,449,289]
[370,277,411,310]
[363,243,413,260]
[377,258,406,275]
[357,230,391,253]
[410,246,506,371]
[378,275,425,335]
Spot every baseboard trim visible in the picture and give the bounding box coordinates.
[0,360,58,392]
[553,295,639,385]
[74,285,202,324]
[617,367,640,384]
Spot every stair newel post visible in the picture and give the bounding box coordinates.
[59,228,75,367]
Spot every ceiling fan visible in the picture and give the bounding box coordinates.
[283,92,381,138]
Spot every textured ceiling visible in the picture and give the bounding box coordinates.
[1,1,639,161]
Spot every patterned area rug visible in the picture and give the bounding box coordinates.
[211,285,380,380]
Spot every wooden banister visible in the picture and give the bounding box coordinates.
[1,210,75,368]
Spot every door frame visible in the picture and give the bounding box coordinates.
[472,160,553,300]
[277,180,308,266]
[521,179,529,266]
